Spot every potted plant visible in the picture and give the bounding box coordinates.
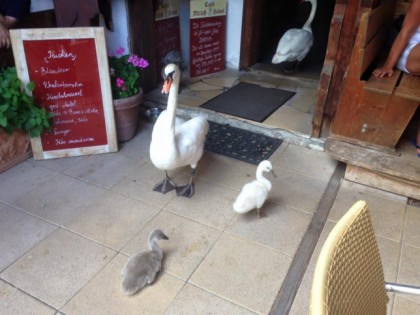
[108,47,149,142]
[0,66,53,172]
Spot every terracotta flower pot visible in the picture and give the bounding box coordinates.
[113,90,143,142]
[0,129,32,173]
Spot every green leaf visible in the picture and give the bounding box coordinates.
[0,116,7,127]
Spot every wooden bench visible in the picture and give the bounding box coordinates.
[331,0,420,150]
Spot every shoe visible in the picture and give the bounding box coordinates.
[412,139,420,159]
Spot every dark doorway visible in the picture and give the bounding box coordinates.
[244,0,336,78]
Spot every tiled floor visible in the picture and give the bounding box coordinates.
[1,68,420,314]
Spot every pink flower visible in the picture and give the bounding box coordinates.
[128,55,149,69]
[116,47,125,55]
[116,77,125,87]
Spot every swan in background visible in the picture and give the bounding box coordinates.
[233,160,277,218]
[150,63,209,198]
[121,229,169,295]
[272,0,317,72]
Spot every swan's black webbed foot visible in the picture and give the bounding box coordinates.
[280,60,300,73]
[153,172,176,194]
[176,182,194,198]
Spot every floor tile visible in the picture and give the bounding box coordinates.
[64,152,140,189]
[118,122,155,160]
[112,160,176,208]
[189,233,292,314]
[271,144,337,181]
[403,204,420,249]
[61,254,184,315]
[396,244,420,305]
[187,81,224,91]
[27,155,88,173]
[198,155,262,191]
[393,295,420,314]
[11,173,106,226]
[122,210,221,280]
[177,93,206,107]
[64,190,160,250]
[0,162,56,204]
[376,236,401,283]
[164,283,257,315]
[181,87,224,102]
[329,184,406,241]
[202,75,239,88]
[0,204,57,271]
[164,177,238,230]
[290,87,318,114]
[269,168,329,214]
[1,228,116,309]
[264,106,312,135]
[0,280,55,315]
[227,202,312,256]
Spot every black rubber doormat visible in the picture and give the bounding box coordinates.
[200,82,296,122]
[204,121,283,165]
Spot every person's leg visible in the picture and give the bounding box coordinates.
[406,44,420,75]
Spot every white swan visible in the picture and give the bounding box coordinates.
[233,160,277,218]
[121,229,169,295]
[272,0,317,72]
[150,63,209,198]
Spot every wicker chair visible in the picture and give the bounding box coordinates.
[310,200,420,315]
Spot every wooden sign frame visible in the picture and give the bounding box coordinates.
[10,27,118,160]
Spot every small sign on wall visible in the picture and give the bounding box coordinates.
[10,27,118,160]
[190,0,226,77]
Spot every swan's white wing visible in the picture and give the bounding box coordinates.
[272,29,314,63]
[174,116,209,167]
[233,181,268,213]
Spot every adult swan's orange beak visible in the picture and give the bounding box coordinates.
[161,73,174,95]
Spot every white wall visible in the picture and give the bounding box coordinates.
[31,0,54,11]
[102,0,130,54]
[225,0,243,69]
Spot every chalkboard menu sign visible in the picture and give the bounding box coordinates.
[190,0,226,77]
[10,28,117,160]
[155,0,181,76]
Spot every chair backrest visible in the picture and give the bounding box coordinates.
[310,200,389,315]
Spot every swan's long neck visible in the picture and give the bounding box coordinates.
[256,170,272,191]
[302,0,317,31]
[148,237,163,257]
[166,74,180,132]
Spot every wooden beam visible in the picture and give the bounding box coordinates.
[311,4,346,138]
[345,165,420,200]
[239,0,264,69]
[324,137,420,183]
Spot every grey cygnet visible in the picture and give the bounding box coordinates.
[121,229,169,295]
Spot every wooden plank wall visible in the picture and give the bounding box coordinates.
[312,0,375,138]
